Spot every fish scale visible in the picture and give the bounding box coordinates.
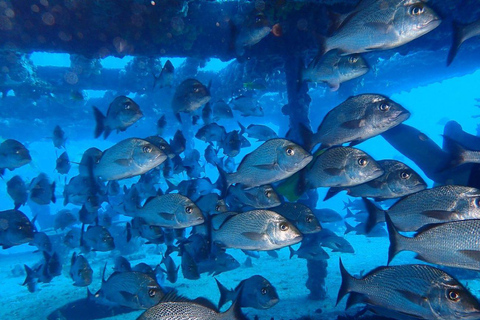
[389,218,480,270]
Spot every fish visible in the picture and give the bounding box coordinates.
[169,130,186,155]
[6,175,28,209]
[47,289,134,320]
[181,250,200,280]
[442,135,480,169]
[310,94,410,149]
[137,290,247,320]
[195,123,227,145]
[270,202,322,234]
[289,234,330,261]
[238,123,278,142]
[321,0,441,55]
[171,79,211,119]
[144,136,175,159]
[212,100,234,121]
[196,252,240,276]
[363,185,480,232]
[318,228,354,253]
[161,255,179,284]
[55,151,71,174]
[0,209,35,249]
[324,160,427,201]
[94,138,167,181]
[344,220,387,237]
[234,11,271,56]
[93,96,143,139]
[226,184,281,210]
[153,59,174,88]
[29,173,56,205]
[447,18,480,66]
[204,145,221,167]
[97,265,164,310]
[52,125,67,149]
[81,225,115,252]
[78,147,103,177]
[196,193,228,216]
[212,210,303,251]
[70,252,93,287]
[302,51,369,91]
[218,138,312,190]
[221,130,251,158]
[157,115,167,136]
[337,259,480,319]
[54,209,78,231]
[30,231,52,253]
[387,214,480,271]
[166,178,216,202]
[126,193,204,228]
[312,208,343,223]
[0,139,31,174]
[215,275,279,310]
[230,95,264,117]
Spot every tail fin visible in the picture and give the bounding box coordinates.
[23,265,35,285]
[92,107,105,139]
[215,278,232,310]
[336,258,355,306]
[385,213,405,265]
[442,135,469,169]
[344,221,354,235]
[362,198,385,234]
[215,164,231,198]
[324,187,343,201]
[238,122,246,136]
[51,182,56,203]
[126,222,132,242]
[276,169,308,202]
[288,246,296,259]
[344,207,355,219]
[223,283,247,320]
[447,21,465,66]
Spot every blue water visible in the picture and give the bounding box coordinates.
[1,2,480,320]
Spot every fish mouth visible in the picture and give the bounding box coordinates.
[422,18,442,29]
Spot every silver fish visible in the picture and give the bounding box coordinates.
[127,193,204,229]
[325,160,426,200]
[303,51,369,91]
[70,252,93,287]
[364,185,480,232]
[93,96,143,139]
[311,94,410,149]
[94,138,166,181]
[323,0,441,55]
[171,79,211,115]
[212,210,303,251]
[234,11,271,56]
[387,215,480,271]
[220,138,312,189]
[226,184,281,210]
[270,202,322,234]
[0,139,31,174]
[305,147,384,188]
[337,260,480,319]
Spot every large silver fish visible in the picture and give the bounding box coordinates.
[364,185,480,232]
[322,0,441,55]
[93,96,143,139]
[387,215,480,271]
[137,291,247,320]
[311,94,410,149]
[126,193,204,229]
[94,138,166,181]
[305,147,384,188]
[0,139,31,175]
[234,11,271,56]
[447,18,480,66]
[325,160,426,200]
[212,210,303,251]
[219,138,312,189]
[337,260,480,319]
[302,51,369,91]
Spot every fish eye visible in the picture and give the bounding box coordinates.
[255,15,262,23]
[379,103,390,112]
[148,288,156,297]
[400,171,411,179]
[410,4,425,16]
[193,86,200,93]
[215,205,221,212]
[264,190,271,198]
[261,287,268,295]
[348,56,359,63]
[305,215,313,223]
[185,206,193,214]
[143,146,152,153]
[357,157,368,167]
[286,147,295,156]
[447,290,460,302]
[124,103,131,109]
[279,222,289,231]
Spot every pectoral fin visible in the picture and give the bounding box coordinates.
[242,232,266,241]
[114,159,132,167]
[253,164,276,170]
[323,168,343,176]
[365,22,392,34]
[459,250,480,262]
[341,119,366,129]
[418,210,455,220]
[159,212,175,221]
